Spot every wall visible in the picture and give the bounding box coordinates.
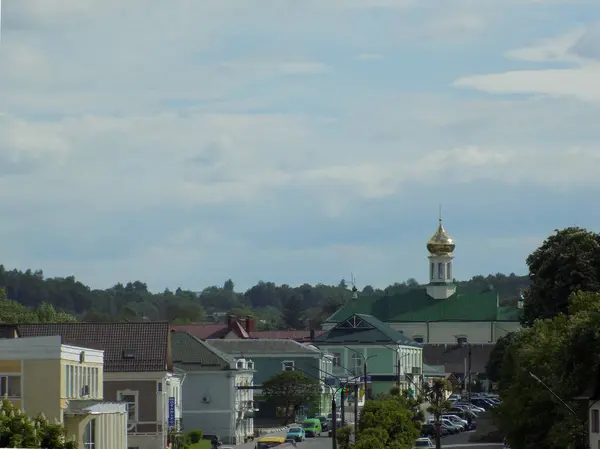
[103,379,158,432]
[181,370,235,442]
[65,411,128,449]
[590,402,600,449]
[387,321,521,344]
[23,359,62,423]
[252,356,319,386]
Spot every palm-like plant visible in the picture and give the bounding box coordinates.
[421,379,452,449]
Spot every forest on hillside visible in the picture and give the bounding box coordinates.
[0,264,528,329]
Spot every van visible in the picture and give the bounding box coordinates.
[302,418,322,437]
[255,436,286,449]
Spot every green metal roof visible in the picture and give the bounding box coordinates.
[314,313,420,346]
[325,285,522,323]
[171,331,233,370]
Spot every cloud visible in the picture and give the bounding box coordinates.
[0,0,599,291]
[454,25,600,102]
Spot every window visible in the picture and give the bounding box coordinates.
[593,409,600,433]
[437,262,444,280]
[430,262,435,279]
[83,418,96,449]
[0,375,21,397]
[352,353,363,377]
[247,361,254,370]
[118,390,139,423]
[65,365,71,398]
[332,353,341,366]
[69,365,74,397]
[456,336,468,345]
[446,262,452,280]
[413,336,424,344]
[282,361,295,372]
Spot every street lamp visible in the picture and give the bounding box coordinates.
[448,336,472,404]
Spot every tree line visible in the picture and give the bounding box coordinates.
[486,227,600,449]
[0,263,528,327]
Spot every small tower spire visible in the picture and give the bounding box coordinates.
[426,210,457,300]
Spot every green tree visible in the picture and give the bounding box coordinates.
[522,227,600,326]
[356,398,420,448]
[422,379,452,449]
[496,291,600,449]
[0,399,76,448]
[485,332,517,383]
[261,371,320,425]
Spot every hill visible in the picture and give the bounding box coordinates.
[0,265,528,329]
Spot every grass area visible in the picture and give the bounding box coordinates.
[189,441,211,449]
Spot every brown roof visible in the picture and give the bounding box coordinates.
[249,330,325,342]
[17,322,171,373]
[422,344,495,374]
[170,321,249,339]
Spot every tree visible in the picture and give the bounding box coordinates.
[522,227,600,326]
[485,332,517,383]
[356,398,420,449]
[0,399,76,448]
[495,291,600,449]
[422,379,452,449]
[261,371,320,425]
[281,295,305,330]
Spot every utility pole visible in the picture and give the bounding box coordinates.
[332,392,338,449]
[354,383,359,442]
[340,387,345,427]
[467,344,472,405]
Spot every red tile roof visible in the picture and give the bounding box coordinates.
[249,330,325,342]
[171,321,249,339]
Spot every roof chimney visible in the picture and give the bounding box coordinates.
[245,316,255,333]
[227,315,236,329]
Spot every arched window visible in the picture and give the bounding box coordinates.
[438,262,444,279]
[430,262,435,280]
[83,419,96,449]
[352,353,363,377]
[446,262,452,280]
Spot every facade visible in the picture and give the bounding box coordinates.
[171,331,255,444]
[206,339,334,418]
[0,335,128,449]
[314,313,423,402]
[323,218,523,346]
[17,322,180,449]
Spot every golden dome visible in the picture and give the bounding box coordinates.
[427,218,455,255]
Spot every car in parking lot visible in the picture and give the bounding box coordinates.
[413,437,434,448]
[286,427,305,442]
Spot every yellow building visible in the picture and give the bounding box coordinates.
[0,335,127,449]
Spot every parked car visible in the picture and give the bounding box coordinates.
[286,427,305,442]
[302,418,322,437]
[317,416,330,431]
[439,419,461,434]
[420,423,435,437]
[413,437,434,448]
[441,414,468,430]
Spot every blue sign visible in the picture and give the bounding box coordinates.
[168,397,175,427]
[359,376,372,382]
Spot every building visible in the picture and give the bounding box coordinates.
[323,217,522,345]
[206,339,334,420]
[313,313,423,401]
[171,315,249,340]
[0,335,127,449]
[17,322,180,449]
[171,331,255,444]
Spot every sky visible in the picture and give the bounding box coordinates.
[0,0,600,292]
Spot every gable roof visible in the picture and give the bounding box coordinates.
[171,331,233,370]
[314,314,419,346]
[326,285,521,323]
[170,321,249,339]
[17,322,170,372]
[206,338,323,356]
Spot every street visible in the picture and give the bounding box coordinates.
[233,429,504,449]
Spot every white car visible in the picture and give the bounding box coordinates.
[441,414,469,429]
[414,437,434,448]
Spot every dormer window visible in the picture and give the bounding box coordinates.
[247,361,254,370]
[413,335,424,344]
[456,336,468,345]
[237,360,245,369]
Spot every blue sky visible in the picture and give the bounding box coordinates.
[0,0,600,292]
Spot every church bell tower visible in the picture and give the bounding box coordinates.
[426,210,457,300]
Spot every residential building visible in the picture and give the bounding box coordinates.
[171,331,254,444]
[0,335,127,449]
[322,217,522,345]
[314,313,423,402]
[17,322,180,449]
[206,339,334,420]
[575,369,600,449]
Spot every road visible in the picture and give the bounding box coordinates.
[233,428,504,449]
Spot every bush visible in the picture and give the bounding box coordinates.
[187,430,203,444]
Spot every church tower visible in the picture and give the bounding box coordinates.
[426,212,457,300]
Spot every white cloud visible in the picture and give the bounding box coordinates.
[0,0,598,289]
[454,25,600,102]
